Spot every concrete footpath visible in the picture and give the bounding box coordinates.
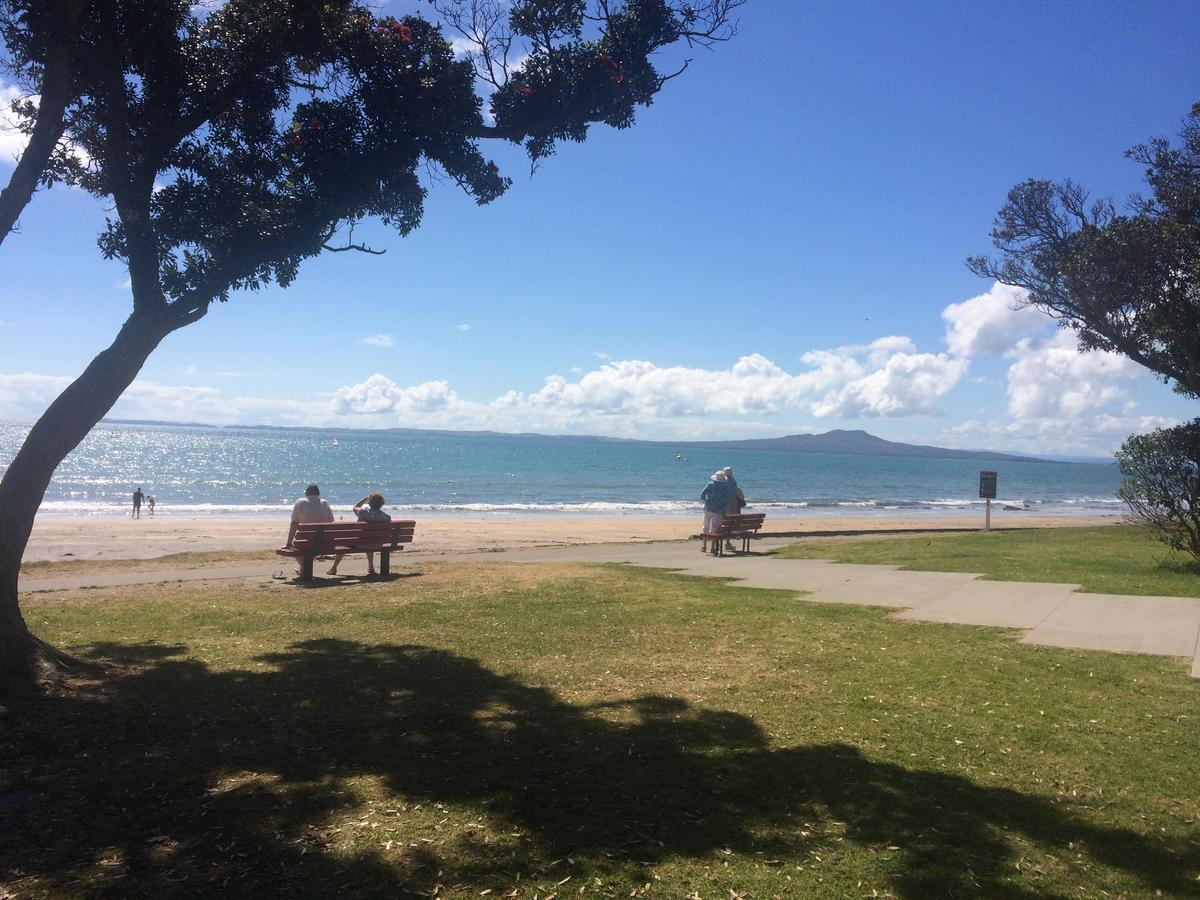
[19,538,1200,678]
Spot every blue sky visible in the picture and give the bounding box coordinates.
[1,0,1197,455]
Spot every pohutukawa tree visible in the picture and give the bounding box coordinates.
[0,0,742,689]
[968,101,1200,399]
[970,102,1199,550]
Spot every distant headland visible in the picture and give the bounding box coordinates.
[97,419,1056,463]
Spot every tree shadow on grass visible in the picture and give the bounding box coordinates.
[1,639,1194,897]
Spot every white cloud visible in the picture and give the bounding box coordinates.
[0,280,1171,455]
[926,325,1163,455]
[0,372,73,418]
[0,81,90,169]
[327,341,965,434]
[927,280,1167,453]
[332,374,458,416]
[455,323,471,332]
[0,83,31,164]
[446,35,477,57]
[940,411,1177,457]
[942,282,1047,358]
[1005,331,1144,420]
[0,372,324,426]
[117,277,132,290]
[2,336,968,435]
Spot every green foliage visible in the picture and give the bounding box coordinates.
[969,101,1200,398]
[1,0,741,310]
[1117,420,1200,561]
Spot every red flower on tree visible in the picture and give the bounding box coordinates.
[516,85,532,96]
[392,23,413,43]
[602,56,625,86]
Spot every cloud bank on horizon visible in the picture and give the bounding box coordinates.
[0,283,1172,456]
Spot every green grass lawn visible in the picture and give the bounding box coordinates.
[4,560,1198,898]
[772,525,1200,596]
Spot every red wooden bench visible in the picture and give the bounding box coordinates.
[701,513,767,556]
[277,520,416,581]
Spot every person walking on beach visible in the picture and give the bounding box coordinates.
[286,483,334,546]
[700,470,733,555]
[132,487,145,519]
[328,492,391,576]
[146,495,155,515]
[722,466,746,552]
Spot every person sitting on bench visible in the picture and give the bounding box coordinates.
[722,466,746,553]
[700,470,733,556]
[328,492,390,576]
[286,483,334,547]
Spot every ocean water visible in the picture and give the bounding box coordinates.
[0,422,1124,519]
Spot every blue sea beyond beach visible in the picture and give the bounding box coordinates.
[0,422,1123,520]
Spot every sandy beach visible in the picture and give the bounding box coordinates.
[21,513,1123,563]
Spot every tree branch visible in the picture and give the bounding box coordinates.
[0,0,89,245]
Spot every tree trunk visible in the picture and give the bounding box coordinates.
[0,308,175,690]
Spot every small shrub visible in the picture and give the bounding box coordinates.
[1116,419,1200,561]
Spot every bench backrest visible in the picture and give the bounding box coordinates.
[720,513,766,533]
[291,520,416,553]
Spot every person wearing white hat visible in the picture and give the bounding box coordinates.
[721,467,746,551]
[700,470,733,555]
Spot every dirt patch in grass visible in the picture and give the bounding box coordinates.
[20,549,279,579]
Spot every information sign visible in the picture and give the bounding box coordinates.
[979,471,998,499]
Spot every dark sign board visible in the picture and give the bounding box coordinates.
[979,470,998,499]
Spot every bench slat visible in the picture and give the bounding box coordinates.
[278,520,420,576]
[700,513,767,556]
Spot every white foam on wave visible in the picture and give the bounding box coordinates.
[35,496,1122,519]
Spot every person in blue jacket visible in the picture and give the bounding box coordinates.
[700,470,733,555]
[721,466,746,552]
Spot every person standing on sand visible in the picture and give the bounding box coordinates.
[722,466,746,552]
[700,470,732,555]
[286,483,334,546]
[328,492,391,576]
[132,487,144,519]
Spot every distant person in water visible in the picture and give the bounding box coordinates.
[286,483,334,547]
[700,470,732,555]
[146,495,156,515]
[328,492,391,576]
[722,466,746,552]
[132,487,144,519]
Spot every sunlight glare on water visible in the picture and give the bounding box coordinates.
[0,422,1123,519]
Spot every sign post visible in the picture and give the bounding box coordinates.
[979,471,997,531]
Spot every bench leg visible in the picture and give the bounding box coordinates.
[300,555,314,581]
[380,550,390,577]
